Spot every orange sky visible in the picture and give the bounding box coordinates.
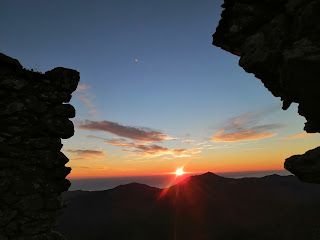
[65,130,320,179]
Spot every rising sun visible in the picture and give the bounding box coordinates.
[175,167,184,176]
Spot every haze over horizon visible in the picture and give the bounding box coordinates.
[69,169,292,191]
[1,0,320,178]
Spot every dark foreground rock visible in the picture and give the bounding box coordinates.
[285,146,320,183]
[0,53,79,239]
[212,0,320,183]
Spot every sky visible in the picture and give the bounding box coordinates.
[1,0,319,179]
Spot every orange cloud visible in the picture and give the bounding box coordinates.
[86,135,200,158]
[105,138,144,147]
[79,120,174,142]
[65,149,106,156]
[211,129,276,142]
[71,165,107,170]
[182,140,195,143]
[281,132,318,140]
[64,149,106,161]
[211,111,284,143]
[129,144,201,158]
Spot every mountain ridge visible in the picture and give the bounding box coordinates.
[56,172,320,240]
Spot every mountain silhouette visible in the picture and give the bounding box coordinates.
[55,173,320,240]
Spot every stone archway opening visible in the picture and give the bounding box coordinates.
[1,0,320,238]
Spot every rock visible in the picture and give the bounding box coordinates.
[212,0,320,183]
[45,67,80,92]
[45,117,74,139]
[285,146,320,183]
[53,104,76,118]
[0,53,22,74]
[0,53,79,238]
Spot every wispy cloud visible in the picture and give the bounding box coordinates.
[125,144,201,158]
[64,148,106,161]
[281,132,318,140]
[77,94,96,109]
[65,149,106,156]
[87,135,144,147]
[79,120,174,142]
[75,84,99,117]
[211,112,285,142]
[71,165,108,170]
[182,140,195,143]
[76,84,91,92]
[212,129,277,142]
[86,135,200,158]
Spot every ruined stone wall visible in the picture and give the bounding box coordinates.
[0,53,79,239]
[212,0,320,183]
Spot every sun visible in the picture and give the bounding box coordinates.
[175,167,184,176]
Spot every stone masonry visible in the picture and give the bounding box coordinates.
[0,53,79,239]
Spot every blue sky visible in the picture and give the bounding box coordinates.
[2,0,319,177]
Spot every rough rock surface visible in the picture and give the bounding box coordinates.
[0,53,79,239]
[285,147,320,183]
[212,0,320,183]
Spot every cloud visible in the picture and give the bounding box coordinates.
[86,135,200,158]
[182,140,195,143]
[64,149,107,161]
[128,144,201,158]
[77,94,95,109]
[65,149,106,156]
[75,84,99,117]
[76,84,91,92]
[281,132,318,140]
[105,138,142,147]
[71,165,107,170]
[212,129,277,142]
[211,112,285,143]
[86,135,136,147]
[79,120,174,142]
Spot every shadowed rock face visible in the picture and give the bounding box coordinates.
[212,0,320,183]
[285,147,320,183]
[0,53,79,239]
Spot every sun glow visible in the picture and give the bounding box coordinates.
[175,167,184,176]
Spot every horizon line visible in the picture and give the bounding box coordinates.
[68,169,290,180]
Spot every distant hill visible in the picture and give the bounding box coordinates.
[55,172,320,240]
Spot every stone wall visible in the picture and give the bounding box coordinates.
[0,53,79,239]
[212,0,320,183]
